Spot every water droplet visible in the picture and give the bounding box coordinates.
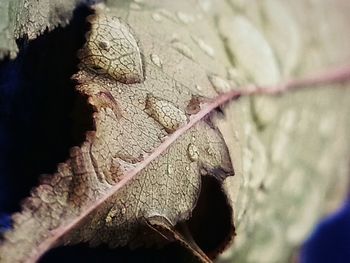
[158,9,178,22]
[318,114,336,136]
[200,168,208,176]
[176,11,195,24]
[167,164,174,175]
[105,214,113,225]
[192,36,214,58]
[98,40,110,51]
[198,0,212,13]
[227,67,238,80]
[150,53,163,68]
[105,207,116,226]
[187,143,199,161]
[195,84,203,91]
[171,40,194,61]
[121,206,126,214]
[218,16,280,85]
[207,74,231,92]
[79,14,143,84]
[185,166,190,171]
[227,67,245,85]
[145,95,188,133]
[206,147,214,156]
[129,2,141,10]
[152,12,162,22]
[171,33,179,41]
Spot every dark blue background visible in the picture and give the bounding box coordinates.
[301,198,350,263]
[0,5,349,263]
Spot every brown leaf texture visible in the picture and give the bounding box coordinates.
[0,5,235,263]
[0,0,82,59]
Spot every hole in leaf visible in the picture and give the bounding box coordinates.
[187,174,235,258]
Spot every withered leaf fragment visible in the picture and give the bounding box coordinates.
[0,5,235,263]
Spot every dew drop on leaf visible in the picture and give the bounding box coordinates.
[150,53,163,68]
[191,35,215,58]
[207,73,231,92]
[145,95,188,133]
[176,11,195,24]
[158,9,178,23]
[79,13,144,84]
[187,143,199,161]
[206,146,214,156]
[198,0,212,13]
[195,84,203,91]
[129,2,142,10]
[97,40,110,51]
[171,40,194,61]
[166,164,174,175]
[151,12,162,22]
[227,66,245,85]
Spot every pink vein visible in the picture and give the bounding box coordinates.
[29,64,350,263]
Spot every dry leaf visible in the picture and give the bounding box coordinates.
[0,5,235,263]
[4,1,350,262]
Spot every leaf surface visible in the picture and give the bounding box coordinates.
[0,0,82,59]
[0,2,236,262]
